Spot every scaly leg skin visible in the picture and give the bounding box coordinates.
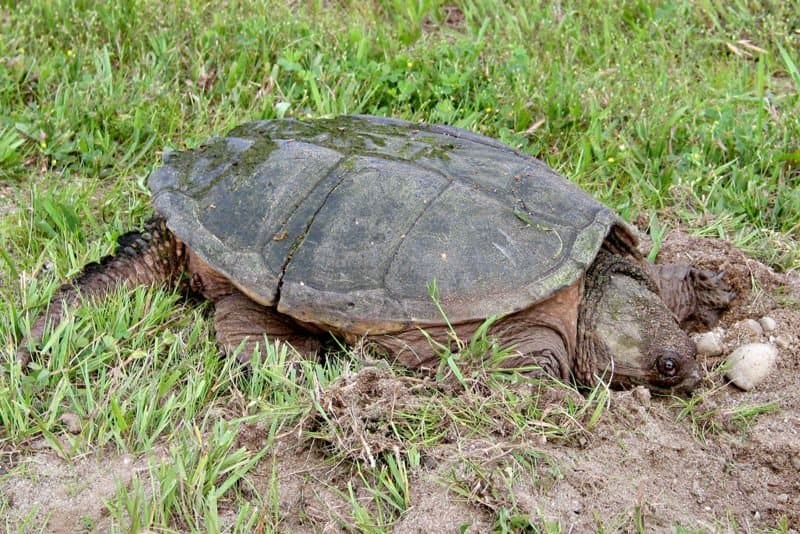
[17,217,186,366]
[367,282,578,382]
[647,263,736,331]
[487,280,578,381]
[367,322,570,380]
[213,292,321,363]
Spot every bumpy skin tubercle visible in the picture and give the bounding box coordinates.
[17,218,186,366]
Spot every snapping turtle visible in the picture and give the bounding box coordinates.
[19,115,734,393]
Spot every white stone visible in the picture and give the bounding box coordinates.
[737,319,763,336]
[774,335,791,350]
[694,330,724,357]
[758,316,777,332]
[724,343,778,391]
[791,455,800,471]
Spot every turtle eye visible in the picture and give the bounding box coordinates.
[657,355,678,377]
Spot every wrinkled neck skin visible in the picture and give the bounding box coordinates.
[576,251,700,394]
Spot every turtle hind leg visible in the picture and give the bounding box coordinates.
[213,292,321,363]
[75,218,186,288]
[18,217,186,365]
[648,263,736,330]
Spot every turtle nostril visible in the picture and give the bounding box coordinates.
[656,349,684,377]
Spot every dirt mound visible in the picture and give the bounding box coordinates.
[302,366,433,464]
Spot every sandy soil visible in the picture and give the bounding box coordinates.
[1,230,798,532]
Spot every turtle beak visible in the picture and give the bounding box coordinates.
[672,342,703,394]
[673,365,702,395]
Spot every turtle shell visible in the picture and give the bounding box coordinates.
[149,115,630,334]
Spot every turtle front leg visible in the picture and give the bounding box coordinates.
[489,281,580,381]
[367,283,577,383]
[647,263,736,330]
[369,322,571,381]
[213,292,321,363]
[491,323,572,380]
[18,217,186,366]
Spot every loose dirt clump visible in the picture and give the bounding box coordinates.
[302,366,432,465]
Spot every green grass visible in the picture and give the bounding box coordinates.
[1,0,799,531]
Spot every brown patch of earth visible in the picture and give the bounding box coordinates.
[2,231,799,531]
[239,434,494,532]
[0,440,146,533]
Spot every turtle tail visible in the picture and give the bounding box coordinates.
[17,216,186,366]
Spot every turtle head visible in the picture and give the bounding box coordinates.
[578,252,701,394]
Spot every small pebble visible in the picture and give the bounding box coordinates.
[724,343,778,391]
[777,493,789,504]
[791,455,800,471]
[737,319,763,336]
[694,330,724,357]
[758,316,777,332]
[774,335,791,350]
[60,413,82,434]
[691,479,706,503]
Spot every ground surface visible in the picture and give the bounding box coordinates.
[2,230,798,532]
